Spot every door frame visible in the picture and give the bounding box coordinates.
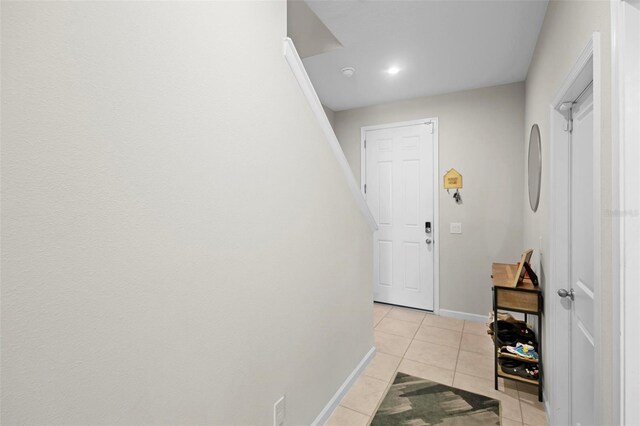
[548,34,601,426]
[611,0,640,423]
[360,118,440,314]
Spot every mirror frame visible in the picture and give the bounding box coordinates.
[528,124,542,212]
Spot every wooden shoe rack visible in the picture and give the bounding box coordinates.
[491,261,543,402]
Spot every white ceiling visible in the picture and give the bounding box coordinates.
[302,0,548,111]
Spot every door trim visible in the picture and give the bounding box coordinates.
[611,1,640,423]
[360,118,440,314]
[549,33,601,426]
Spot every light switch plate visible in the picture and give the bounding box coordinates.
[450,223,462,234]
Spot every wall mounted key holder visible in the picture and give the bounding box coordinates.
[444,168,463,203]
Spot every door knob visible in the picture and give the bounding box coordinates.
[557,288,574,300]
[425,238,432,244]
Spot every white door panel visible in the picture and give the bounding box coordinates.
[365,123,435,311]
[569,89,596,425]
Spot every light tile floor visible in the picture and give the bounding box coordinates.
[326,303,547,426]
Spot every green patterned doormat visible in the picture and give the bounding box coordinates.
[371,372,501,425]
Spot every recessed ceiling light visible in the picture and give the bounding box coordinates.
[341,67,355,77]
[386,66,401,75]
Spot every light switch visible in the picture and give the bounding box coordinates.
[450,223,462,234]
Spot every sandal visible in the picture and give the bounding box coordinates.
[499,359,539,380]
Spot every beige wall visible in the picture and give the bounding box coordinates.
[0,2,373,424]
[323,104,336,129]
[334,82,525,316]
[523,1,613,423]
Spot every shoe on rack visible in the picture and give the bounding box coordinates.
[499,359,539,380]
[502,342,539,362]
[490,320,538,348]
[487,311,527,329]
[489,320,536,340]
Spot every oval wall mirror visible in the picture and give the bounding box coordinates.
[528,124,542,212]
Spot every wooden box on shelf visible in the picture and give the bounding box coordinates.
[491,262,542,313]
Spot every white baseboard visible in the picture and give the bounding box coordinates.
[311,346,376,426]
[438,309,488,323]
[544,391,551,425]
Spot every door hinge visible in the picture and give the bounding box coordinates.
[428,122,434,134]
[364,184,367,194]
[562,105,573,133]
[364,139,366,149]
[564,119,573,133]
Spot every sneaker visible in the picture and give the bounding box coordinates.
[505,342,539,361]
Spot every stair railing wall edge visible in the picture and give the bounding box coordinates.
[282,37,378,231]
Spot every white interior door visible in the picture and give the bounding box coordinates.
[567,87,596,425]
[364,122,435,311]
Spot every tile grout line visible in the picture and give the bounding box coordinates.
[372,304,392,327]
[383,311,464,374]
[374,308,426,339]
[458,322,513,424]
[336,403,374,419]
[379,315,426,325]
[421,324,465,332]
[452,321,465,386]
[517,389,526,424]
[367,305,412,424]
[368,311,424,425]
[340,304,392,423]
[367,305,428,424]
[515,382,524,424]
